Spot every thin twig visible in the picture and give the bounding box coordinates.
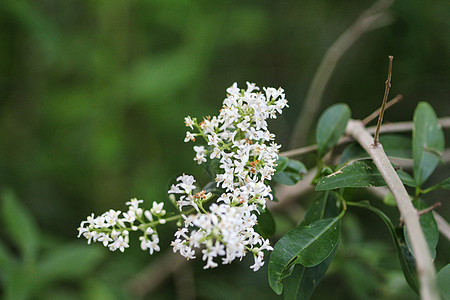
[289,0,394,149]
[362,94,403,125]
[346,119,439,300]
[433,211,450,242]
[280,117,450,158]
[374,56,394,146]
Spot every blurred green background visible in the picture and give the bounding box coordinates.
[1,0,449,299]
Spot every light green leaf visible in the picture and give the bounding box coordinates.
[316,104,351,157]
[268,215,342,294]
[404,199,439,260]
[347,201,418,293]
[273,158,307,186]
[275,156,290,173]
[1,190,39,264]
[383,192,396,206]
[413,102,444,186]
[316,160,386,191]
[437,264,450,300]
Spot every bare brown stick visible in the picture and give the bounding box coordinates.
[418,202,441,217]
[433,211,450,242]
[346,119,439,300]
[362,94,403,125]
[374,56,394,146]
[289,0,394,149]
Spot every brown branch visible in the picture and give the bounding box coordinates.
[346,119,439,300]
[362,94,403,125]
[289,0,394,149]
[374,56,394,145]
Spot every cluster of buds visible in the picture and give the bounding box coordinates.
[77,198,166,255]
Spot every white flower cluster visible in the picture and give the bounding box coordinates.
[77,198,166,255]
[169,82,288,271]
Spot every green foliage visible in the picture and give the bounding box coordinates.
[268,210,343,294]
[413,102,445,187]
[0,191,105,300]
[316,104,351,157]
[273,157,307,186]
[316,160,387,190]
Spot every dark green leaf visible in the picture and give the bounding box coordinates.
[316,160,386,191]
[272,159,307,186]
[346,201,418,293]
[268,215,342,294]
[413,102,444,186]
[404,199,439,259]
[255,209,276,238]
[316,104,351,157]
[283,246,338,300]
[437,264,450,300]
[1,190,39,264]
[396,170,416,187]
[37,243,104,284]
[340,135,412,164]
[302,192,338,226]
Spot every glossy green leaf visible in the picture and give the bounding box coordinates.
[281,192,339,300]
[404,199,439,259]
[413,102,444,186]
[273,158,307,186]
[316,160,386,191]
[283,246,338,300]
[346,201,418,293]
[437,264,450,300]
[255,208,276,238]
[268,215,342,294]
[316,104,351,157]
[340,135,412,164]
[1,190,39,264]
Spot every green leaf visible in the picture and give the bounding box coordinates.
[437,264,450,300]
[396,170,416,187]
[316,104,351,157]
[275,156,290,173]
[255,208,276,238]
[268,215,342,294]
[413,102,444,187]
[272,158,307,186]
[37,243,104,284]
[302,192,338,226]
[340,135,412,164]
[383,192,396,206]
[281,192,339,300]
[283,246,338,300]
[1,190,39,264]
[346,201,419,293]
[316,160,386,191]
[404,199,439,260]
